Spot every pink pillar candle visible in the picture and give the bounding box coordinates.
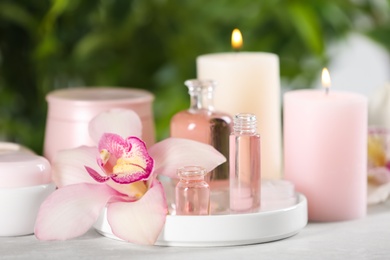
[283,89,367,221]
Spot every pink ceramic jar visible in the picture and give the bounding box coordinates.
[44,87,155,162]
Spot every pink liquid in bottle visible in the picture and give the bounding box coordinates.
[229,113,261,213]
[170,79,232,214]
[175,166,210,215]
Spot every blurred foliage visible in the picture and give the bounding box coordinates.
[0,0,389,154]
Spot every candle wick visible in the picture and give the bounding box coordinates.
[325,87,329,95]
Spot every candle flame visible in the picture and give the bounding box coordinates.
[231,28,243,50]
[322,68,331,89]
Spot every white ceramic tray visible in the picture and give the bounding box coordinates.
[94,193,307,247]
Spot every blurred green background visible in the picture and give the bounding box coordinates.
[0,0,389,154]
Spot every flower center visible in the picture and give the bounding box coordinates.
[100,149,110,165]
[113,157,145,175]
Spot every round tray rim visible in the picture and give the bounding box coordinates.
[94,193,308,247]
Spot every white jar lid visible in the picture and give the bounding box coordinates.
[0,143,51,188]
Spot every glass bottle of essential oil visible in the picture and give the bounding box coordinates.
[175,166,210,215]
[170,79,232,213]
[229,113,261,213]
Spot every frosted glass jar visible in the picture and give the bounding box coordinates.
[44,87,155,162]
[0,142,55,236]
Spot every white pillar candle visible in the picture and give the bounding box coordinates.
[197,52,281,180]
[283,86,367,221]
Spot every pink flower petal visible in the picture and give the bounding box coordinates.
[35,183,119,240]
[149,138,226,179]
[107,179,167,245]
[98,133,128,159]
[97,133,127,173]
[368,167,390,185]
[53,146,103,187]
[85,166,110,182]
[98,134,154,184]
[110,137,154,184]
[106,180,147,200]
[89,109,142,144]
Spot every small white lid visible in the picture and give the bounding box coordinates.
[0,143,51,188]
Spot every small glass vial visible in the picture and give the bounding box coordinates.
[170,79,232,213]
[175,166,210,215]
[229,113,261,213]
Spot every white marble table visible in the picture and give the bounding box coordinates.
[1,200,389,260]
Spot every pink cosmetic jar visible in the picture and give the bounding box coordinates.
[0,142,55,236]
[44,87,155,162]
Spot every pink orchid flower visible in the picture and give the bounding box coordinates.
[368,127,390,185]
[34,109,226,245]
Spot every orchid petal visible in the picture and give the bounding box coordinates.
[85,166,110,183]
[111,137,154,184]
[97,133,127,173]
[107,180,167,245]
[107,180,148,200]
[35,183,119,240]
[98,133,128,159]
[98,134,154,184]
[53,146,103,187]
[89,109,142,143]
[149,138,226,179]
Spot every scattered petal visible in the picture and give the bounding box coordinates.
[149,138,226,179]
[53,146,103,187]
[107,180,167,245]
[35,184,119,240]
[89,109,142,144]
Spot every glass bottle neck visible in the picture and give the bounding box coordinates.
[185,79,216,112]
[189,90,214,111]
[177,166,207,181]
[233,113,258,134]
